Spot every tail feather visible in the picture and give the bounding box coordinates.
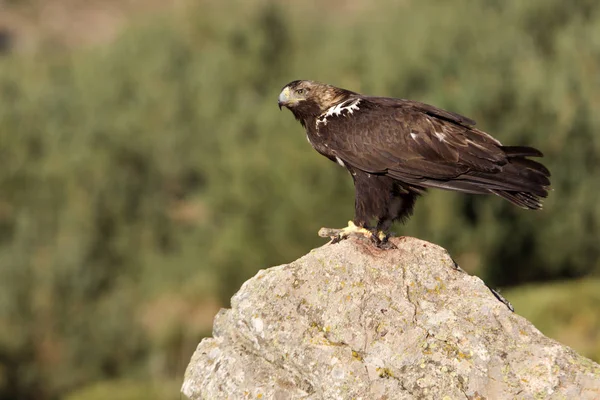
[491,189,544,209]
[466,167,549,197]
[398,144,551,210]
[500,145,544,158]
[488,145,550,209]
[461,145,550,209]
[509,157,551,177]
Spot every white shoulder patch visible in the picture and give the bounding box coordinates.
[410,132,419,140]
[335,156,345,167]
[317,98,361,127]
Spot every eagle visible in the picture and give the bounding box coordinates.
[278,80,550,246]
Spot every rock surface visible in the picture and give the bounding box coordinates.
[182,237,600,399]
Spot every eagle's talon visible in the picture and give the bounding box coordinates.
[318,221,374,244]
[369,233,382,246]
[377,238,397,250]
[330,235,343,244]
[371,231,397,249]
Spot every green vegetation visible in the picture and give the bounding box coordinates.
[0,0,599,398]
[64,380,180,400]
[505,279,600,363]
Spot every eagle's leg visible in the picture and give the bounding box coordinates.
[375,216,395,244]
[374,188,419,247]
[318,170,398,246]
[318,172,417,248]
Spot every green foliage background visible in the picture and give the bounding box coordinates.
[0,0,599,398]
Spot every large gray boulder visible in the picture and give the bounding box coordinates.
[182,237,600,399]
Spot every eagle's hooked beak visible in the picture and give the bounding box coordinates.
[278,86,291,110]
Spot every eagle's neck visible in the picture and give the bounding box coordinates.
[290,99,321,128]
[291,110,313,129]
[291,90,359,128]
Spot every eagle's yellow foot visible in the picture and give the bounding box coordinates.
[318,221,373,243]
[375,230,397,249]
[318,222,397,248]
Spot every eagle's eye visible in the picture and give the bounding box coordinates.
[295,88,305,95]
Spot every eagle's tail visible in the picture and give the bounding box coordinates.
[489,146,551,210]
[403,145,551,209]
[490,189,546,210]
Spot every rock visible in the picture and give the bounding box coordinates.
[182,237,600,399]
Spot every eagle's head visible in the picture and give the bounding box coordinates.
[278,80,356,122]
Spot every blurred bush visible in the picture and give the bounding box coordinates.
[0,0,599,398]
[63,379,180,400]
[505,278,600,363]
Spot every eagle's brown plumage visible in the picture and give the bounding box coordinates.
[278,80,550,238]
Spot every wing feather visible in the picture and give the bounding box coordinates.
[321,96,550,202]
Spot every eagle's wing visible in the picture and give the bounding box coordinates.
[366,97,477,127]
[324,97,550,206]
